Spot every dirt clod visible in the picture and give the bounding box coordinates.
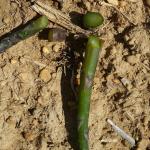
[39,68,51,82]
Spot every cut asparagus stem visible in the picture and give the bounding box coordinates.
[107,119,136,147]
[0,16,48,52]
[78,36,103,150]
[83,11,104,29]
[48,28,67,42]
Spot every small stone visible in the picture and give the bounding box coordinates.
[117,27,124,33]
[52,44,60,52]
[107,0,118,5]
[127,55,139,65]
[39,68,51,82]
[10,58,17,64]
[42,46,50,54]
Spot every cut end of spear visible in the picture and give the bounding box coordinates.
[87,35,103,50]
[35,15,49,29]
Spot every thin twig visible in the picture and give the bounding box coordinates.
[31,1,91,35]
[107,118,136,147]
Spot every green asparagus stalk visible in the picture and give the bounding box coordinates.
[0,16,48,52]
[78,35,103,150]
[83,12,104,29]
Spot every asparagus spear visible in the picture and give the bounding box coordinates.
[0,16,48,52]
[78,35,103,150]
[83,12,104,29]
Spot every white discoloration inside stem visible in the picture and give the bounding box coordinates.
[85,76,92,89]
[78,119,84,131]
[84,131,88,142]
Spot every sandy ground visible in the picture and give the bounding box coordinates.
[0,0,150,150]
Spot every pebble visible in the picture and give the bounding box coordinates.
[39,68,51,82]
[107,0,119,5]
[42,46,50,54]
[10,58,18,64]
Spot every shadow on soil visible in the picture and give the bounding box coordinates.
[60,34,87,150]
